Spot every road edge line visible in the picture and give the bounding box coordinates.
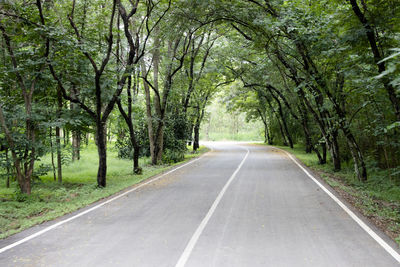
[175,148,250,267]
[276,147,400,263]
[0,149,212,254]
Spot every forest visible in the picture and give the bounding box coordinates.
[0,0,399,239]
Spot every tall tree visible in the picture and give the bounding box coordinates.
[49,0,166,186]
[0,0,50,194]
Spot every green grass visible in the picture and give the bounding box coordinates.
[0,144,208,239]
[265,143,400,246]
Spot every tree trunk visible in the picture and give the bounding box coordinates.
[188,123,194,146]
[264,95,289,146]
[49,127,56,181]
[265,119,274,145]
[118,121,140,174]
[304,128,312,153]
[299,87,340,169]
[5,148,10,188]
[154,123,165,164]
[257,108,273,145]
[267,129,273,145]
[116,81,142,174]
[141,60,156,164]
[107,121,112,143]
[330,131,341,171]
[56,125,62,183]
[263,124,268,144]
[56,85,63,183]
[264,122,273,145]
[322,141,327,164]
[193,100,208,151]
[20,177,31,195]
[86,133,89,146]
[313,146,324,165]
[132,138,140,174]
[269,90,293,148]
[70,85,81,161]
[276,115,288,146]
[96,121,107,187]
[299,109,312,153]
[152,32,165,165]
[193,123,200,151]
[142,79,155,163]
[342,127,367,181]
[63,129,66,147]
[72,131,81,161]
[282,117,293,148]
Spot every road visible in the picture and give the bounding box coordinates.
[0,142,399,266]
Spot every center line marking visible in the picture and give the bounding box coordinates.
[175,148,250,267]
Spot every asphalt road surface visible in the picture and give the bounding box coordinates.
[1,142,399,266]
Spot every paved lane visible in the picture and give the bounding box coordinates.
[0,142,399,266]
[183,144,400,266]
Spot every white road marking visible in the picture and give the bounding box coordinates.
[0,151,211,254]
[175,148,250,267]
[277,147,400,263]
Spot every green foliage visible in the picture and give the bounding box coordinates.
[162,147,186,164]
[115,137,133,159]
[161,114,189,163]
[200,97,264,141]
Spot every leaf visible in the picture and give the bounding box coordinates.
[387,121,400,131]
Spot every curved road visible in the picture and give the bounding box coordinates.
[0,142,399,266]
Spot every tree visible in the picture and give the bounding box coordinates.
[0,0,50,194]
[142,14,196,164]
[49,0,165,186]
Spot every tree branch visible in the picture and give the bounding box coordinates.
[48,64,96,119]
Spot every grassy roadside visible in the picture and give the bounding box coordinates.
[0,145,208,239]
[258,143,400,246]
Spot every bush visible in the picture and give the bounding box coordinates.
[161,114,189,163]
[115,112,190,163]
[162,147,185,164]
[115,137,133,159]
